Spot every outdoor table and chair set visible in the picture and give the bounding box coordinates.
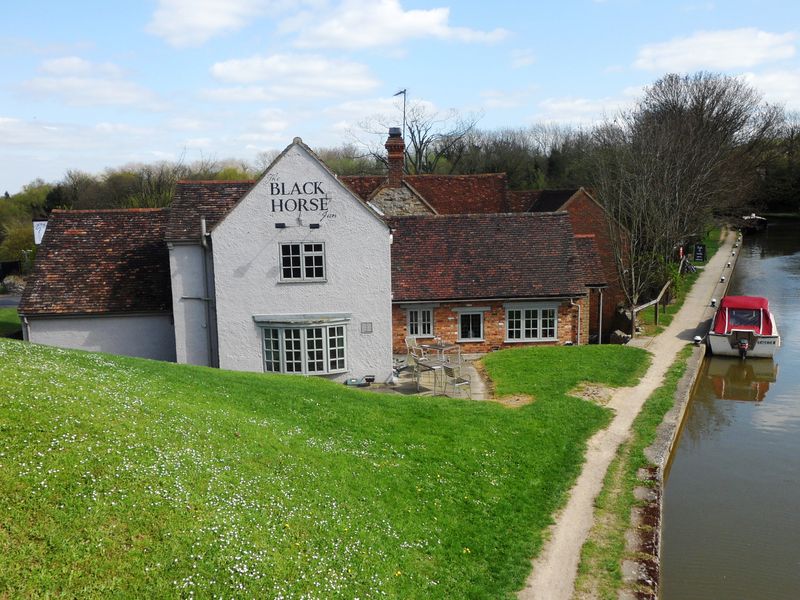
[404,336,472,399]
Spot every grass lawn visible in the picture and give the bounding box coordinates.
[639,227,723,335]
[574,346,692,599]
[0,340,648,598]
[0,307,21,337]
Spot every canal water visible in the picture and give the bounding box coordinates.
[661,219,800,599]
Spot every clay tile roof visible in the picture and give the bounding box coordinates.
[526,189,579,213]
[341,173,509,213]
[166,180,254,241]
[574,234,607,287]
[389,212,586,302]
[405,174,508,213]
[507,190,541,212]
[340,175,385,201]
[19,209,172,316]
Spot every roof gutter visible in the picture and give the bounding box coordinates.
[394,293,588,305]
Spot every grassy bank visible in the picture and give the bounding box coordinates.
[0,340,648,598]
[0,307,21,337]
[573,346,692,600]
[639,227,723,335]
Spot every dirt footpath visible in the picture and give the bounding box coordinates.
[518,231,737,600]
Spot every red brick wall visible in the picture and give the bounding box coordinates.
[564,191,626,340]
[392,297,588,354]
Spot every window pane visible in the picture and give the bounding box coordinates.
[306,327,325,372]
[408,310,419,336]
[284,329,303,372]
[421,309,432,336]
[281,244,302,279]
[263,328,281,372]
[524,309,538,339]
[328,325,346,371]
[507,309,521,339]
[542,308,556,338]
[302,243,325,280]
[460,313,481,340]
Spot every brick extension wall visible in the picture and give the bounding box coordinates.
[392,297,589,354]
[564,191,626,340]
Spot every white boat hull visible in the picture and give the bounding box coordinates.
[707,332,780,358]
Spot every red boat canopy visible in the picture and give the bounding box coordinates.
[712,296,773,335]
[718,296,770,310]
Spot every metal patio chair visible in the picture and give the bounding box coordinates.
[442,363,471,399]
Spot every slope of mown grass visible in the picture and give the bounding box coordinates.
[0,307,20,337]
[0,340,648,599]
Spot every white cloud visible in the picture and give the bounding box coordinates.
[209,54,378,99]
[40,56,123,77]
[742,70,800,110]
[147,0,292,47]
[511,49,536,69]
[21,57,164,110]
[536,95,631,124]
[480,87,536,109]
[635,28,796,71]
[323,97,403,118]
[167,117,208,131]
[288,0,508,49]
[22,76,164,110]
[202,86,276,103]
[94,122,154,136]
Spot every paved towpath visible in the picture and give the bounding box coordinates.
[518,230,738,600]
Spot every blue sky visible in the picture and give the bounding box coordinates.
[3,0,800,193]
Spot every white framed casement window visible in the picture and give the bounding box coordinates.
[279,242,326,282]
[261,324,347,375]
[458,312,483,341]
[407,307,434,338]
[505,303,558,342]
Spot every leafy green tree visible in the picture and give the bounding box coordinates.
[0,218,35,262]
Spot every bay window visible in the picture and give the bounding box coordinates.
[262,324,347,375]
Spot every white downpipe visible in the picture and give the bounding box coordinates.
[570,298,582,345]
[200,218,213,366]
[598,290,604,344]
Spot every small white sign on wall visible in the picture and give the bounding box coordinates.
[33,220,48,245]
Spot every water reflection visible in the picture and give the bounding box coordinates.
[706,357,777,402]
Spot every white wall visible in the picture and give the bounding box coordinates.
[26,314,176,361]
[211,141,393,382]
[169,244,215,366]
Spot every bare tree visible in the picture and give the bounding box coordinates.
[350,100,482,174]
[591,72,783,332]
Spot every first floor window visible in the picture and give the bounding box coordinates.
[459,312,483,341]
[280,242,325,281]
[506,305,558,341]
[408,308,433,337]
[262,324,347,374]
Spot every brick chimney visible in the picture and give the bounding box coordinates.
[384,127,405,187]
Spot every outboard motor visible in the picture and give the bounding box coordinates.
[738,338,750,359]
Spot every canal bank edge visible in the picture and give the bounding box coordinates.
[638,231,743,598]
